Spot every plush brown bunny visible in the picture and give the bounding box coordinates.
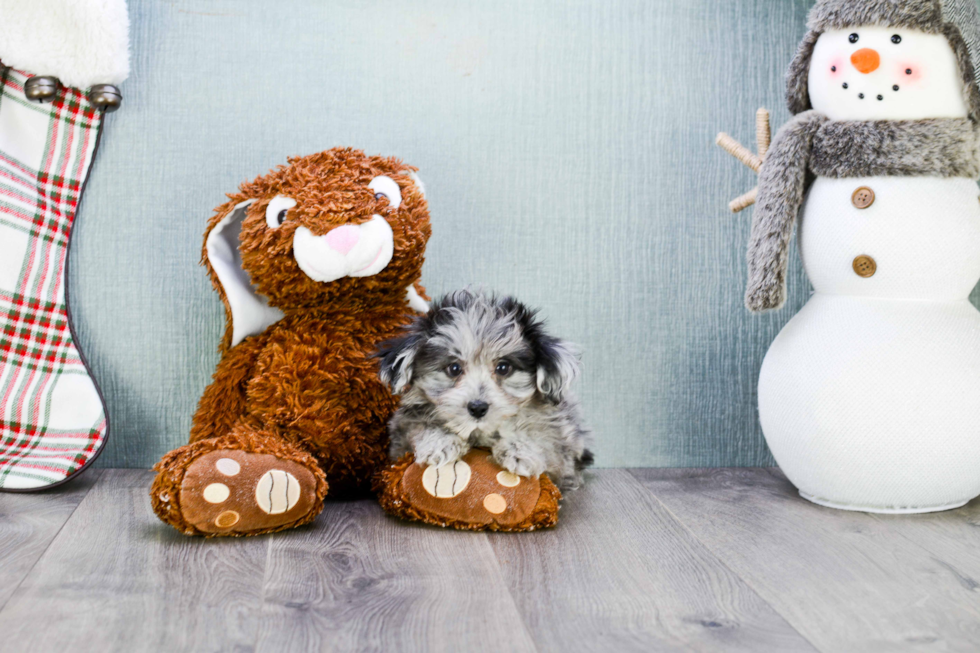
[151,148,431,536]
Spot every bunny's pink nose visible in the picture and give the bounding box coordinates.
[325,225,360,255]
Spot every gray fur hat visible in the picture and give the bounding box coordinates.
[787,0,980,120]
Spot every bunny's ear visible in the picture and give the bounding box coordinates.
[403,172,431,314]
[204,200,284,349]
[407,171,426,199]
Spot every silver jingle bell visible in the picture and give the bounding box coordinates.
[87,84,122,113]
[24,76,60,103]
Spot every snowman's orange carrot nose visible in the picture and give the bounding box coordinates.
[851,48,881,74]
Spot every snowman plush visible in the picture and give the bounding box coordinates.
[725,0,980,513]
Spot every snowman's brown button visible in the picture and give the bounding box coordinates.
[852,187,875,209]
[853,255,877,278]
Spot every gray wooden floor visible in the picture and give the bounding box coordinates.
[2,469,979,653]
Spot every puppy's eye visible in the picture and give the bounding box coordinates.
[849,33,859,44]
[265,195,297,230]
[495,361,512,376]
[368,175,402,209]
[446,363,463,378]
[891,34,902,44]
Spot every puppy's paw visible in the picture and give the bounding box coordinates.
[493,441,547,479]
[414,431,467,469]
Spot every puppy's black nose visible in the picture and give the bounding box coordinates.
[467,400,489,419]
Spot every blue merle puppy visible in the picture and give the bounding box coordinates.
[377,289,593,490]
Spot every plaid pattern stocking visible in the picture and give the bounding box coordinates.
[0,67,108,491]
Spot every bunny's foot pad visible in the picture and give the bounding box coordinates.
[377,449,561,532]
[151,432,328,537]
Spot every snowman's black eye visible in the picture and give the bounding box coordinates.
[849,33,859,43]
[891,34,902,44]
[277,210,287,225]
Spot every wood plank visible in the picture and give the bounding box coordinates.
[867,497,980,587]
[0,469,269,652]
[632,468,980,652]
[488,470,815,653]
[0,471,100,611]
[256,497,537,653]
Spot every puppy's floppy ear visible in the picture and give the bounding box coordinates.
[506,297,581,404]
[535,336,581,404]
[376,318,428,393]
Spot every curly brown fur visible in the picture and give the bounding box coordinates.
[205,148,431,352]
[375,453,561,532]
[152,147,431,536]
[151,426,329,537]
[189,331,269,443]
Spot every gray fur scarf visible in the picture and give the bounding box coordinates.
[745,112,980,312]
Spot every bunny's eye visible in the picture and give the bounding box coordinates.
[368,175,402,209]
[265,195,297,229]
[849,33,859,43]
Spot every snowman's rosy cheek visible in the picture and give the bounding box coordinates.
[898,62,923,83]
[829,57,845,76]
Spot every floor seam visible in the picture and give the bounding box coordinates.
[250,532,273,653]
[484,531,542,653]
[625,469,825,653]
[0,469,103,616]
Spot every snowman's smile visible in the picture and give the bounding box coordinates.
[837,46,911,104]
[839,79,902,102]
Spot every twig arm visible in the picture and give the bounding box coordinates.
[756,108,771,159]
[716,133,762,172]
[729,187,758,213]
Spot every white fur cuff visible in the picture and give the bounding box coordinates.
[0,0,130,89]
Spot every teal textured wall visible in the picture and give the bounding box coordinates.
[76,0,838,468]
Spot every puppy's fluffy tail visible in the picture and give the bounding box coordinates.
[575,449,595,471]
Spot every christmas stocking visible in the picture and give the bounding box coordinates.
[0,0,129,490]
